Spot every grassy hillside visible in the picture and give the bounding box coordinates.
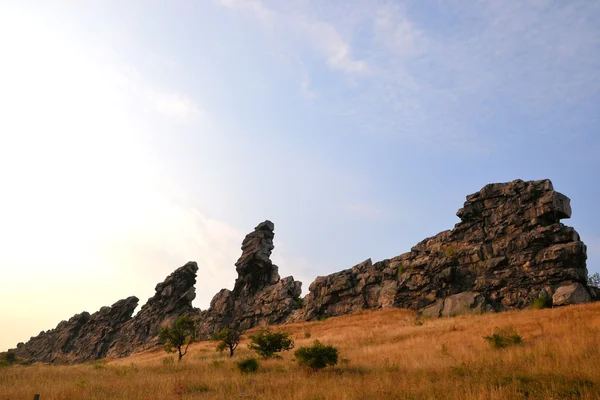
[2,302,600,399]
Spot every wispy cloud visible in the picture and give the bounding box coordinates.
[151,91,202,120]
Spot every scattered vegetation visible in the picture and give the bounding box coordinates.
[295,340,339,371]
[444,245,457,259]
[531,296,552,309]
[0,351,16,367]
[397,263,405,275]
[3,305,600,399]
[212,327,242,357]
[158,316,197,361]
[248,329,294,358]
[236,357,259,374]
[483,327,523,349]
[588,272,600,287]
[293,297,304,310]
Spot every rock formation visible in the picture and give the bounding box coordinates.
[106,261,199,357]
[198,221,302,336]
[12,262,198,363]
[13,297,139,363]
[300,179,591,319]
[11,179,596,364]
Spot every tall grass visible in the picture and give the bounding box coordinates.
[2,303,600,399]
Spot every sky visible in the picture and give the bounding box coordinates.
[0,0,599,351]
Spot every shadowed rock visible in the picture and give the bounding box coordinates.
[13,296,139,363]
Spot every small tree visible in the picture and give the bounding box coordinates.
[158,316,197,361]
[588,272,600,287]
[212,328,242,357]
[295,340,338,371]
[248,329,294,358]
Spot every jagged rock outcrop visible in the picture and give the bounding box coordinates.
[198,221,302,336]
[299,179,591,319]
[106,261,199,357]
[12,179,594,363]
[13,296,139,363]
[12,261,198,363]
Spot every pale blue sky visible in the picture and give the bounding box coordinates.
[1,0,599,351]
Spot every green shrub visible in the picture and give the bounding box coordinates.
[295,340,339,371]
[248,329,294,358]
[212,327,242,357]
[158,316,197,361]
[484,328,523,349]
[531,296,552,309]
[588,272,600,287]
[236,357,259,374]
[293,297,304,310]
[397,263,405,275]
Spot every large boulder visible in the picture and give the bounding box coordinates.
[552,282,591,306]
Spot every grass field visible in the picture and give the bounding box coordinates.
[2,302,600,399]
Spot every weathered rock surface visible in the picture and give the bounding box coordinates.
[552,282,591,306]
[13,296,139,363]
[299,179,591,319]
[106,261,199,357]
[12,179,594,363]
[198,221,302,336]
[12,261,198,363]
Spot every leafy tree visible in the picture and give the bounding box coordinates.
[212,327,242,357]
[295,340,339,371]
[588,272,600,287]
[158,316,197,361]
[248,329,294,358]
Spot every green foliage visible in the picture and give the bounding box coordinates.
[293,297,304,310]
[0,351,16,367]
[158,316,197,361]
[248,329,294,358]
[397,263,405,275]
[212,328,242,357]
[236,357,259,374]
[294,340,339,371]
[484,328,523,349]
[304,329,312,339]
[588,272,600,287]
[317,314,329,321]
[531,296,552,310]
[445,246,457,259]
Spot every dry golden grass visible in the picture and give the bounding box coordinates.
[2,303,600,399]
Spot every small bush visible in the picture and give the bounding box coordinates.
[397,263,405,275]
[531,296,552,309]
[237,357,259,374]
[484,328,523,349]
[445,246,457,259]
[248,329,294,358]
[304,329,312,339]
[293,297,304,310]
[295,340,339,371]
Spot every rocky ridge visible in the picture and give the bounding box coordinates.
[11,179,597,363]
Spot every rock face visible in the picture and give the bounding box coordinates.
[198,221,302,336]
[106,261,199,358]
[13,297,139,363]
[13,262,198,363]
[300,179,591,319]
[11,179,595,363]
[552,282,591,306]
